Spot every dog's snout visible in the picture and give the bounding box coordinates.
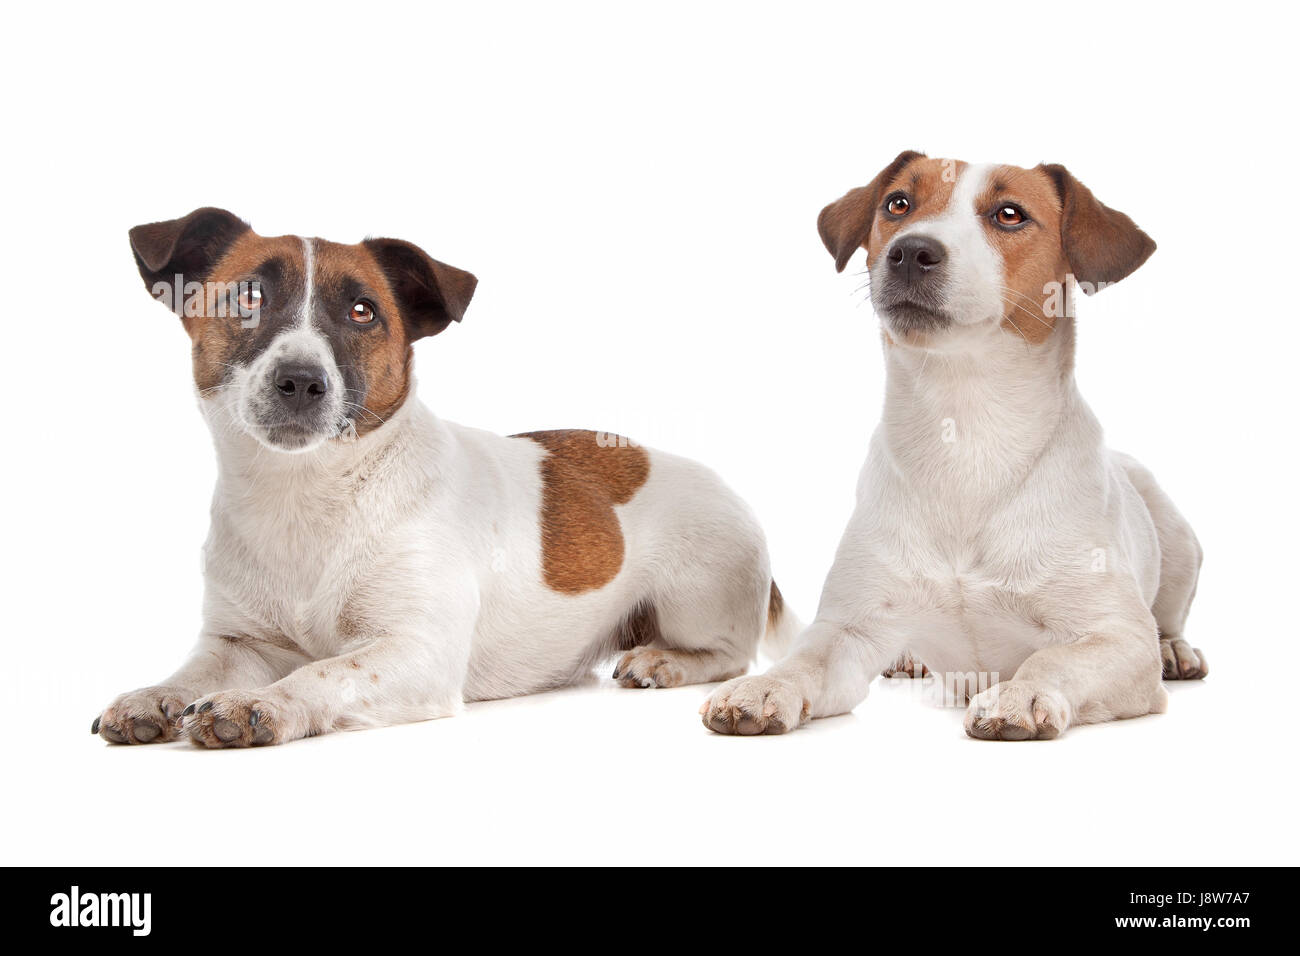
[274,364,329,410]
[887,235,946,283]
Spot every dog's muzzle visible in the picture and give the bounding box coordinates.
[875,234,952,334]
[246,360,344,451]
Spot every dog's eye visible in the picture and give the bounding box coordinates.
[886,195,911,217]
[236,286,263,313]
[350,300,376,324]
[994,204,1026,227]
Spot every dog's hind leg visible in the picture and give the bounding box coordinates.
[611,560,768,690]
[881,651,929,678]
[611,593,763,689]
[1120,457,1207,680]
[1151,509,1206,680]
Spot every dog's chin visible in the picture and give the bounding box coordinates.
[876,300,953,342]
[247,419,340,454]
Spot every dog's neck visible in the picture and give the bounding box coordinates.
[878,316,1093,503]
[205,393,435,518]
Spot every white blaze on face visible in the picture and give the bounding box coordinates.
[882,163,1005,327]
[264,238,336,368]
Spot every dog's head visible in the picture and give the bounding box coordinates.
[129,208,476,452]
[818,152,1155,348]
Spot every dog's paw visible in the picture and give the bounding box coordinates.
[882,651,929,679]
[93,686,193,744]
[1160,637,1208,680]
[700,675,809,736]
[965,680,1069,741]
[181,691,283,748]
[612,647,688,688]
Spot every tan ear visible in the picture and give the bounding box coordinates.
[817,150,925,272]
[1038,164,1156,292]
[364,238,478,341]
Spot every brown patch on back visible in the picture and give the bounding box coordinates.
[976,165,1068,345]
[515,430,650,594]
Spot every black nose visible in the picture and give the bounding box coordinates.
[887,235,947,284]
[274,364,329,410]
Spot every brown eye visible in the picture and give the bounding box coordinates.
[995,205,1025,227]
[886,195,910,217]
[350,300,375,324]
[236,286,263,312]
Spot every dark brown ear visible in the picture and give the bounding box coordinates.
[817,150,925,272]
[128,208,250,307]
[364,238,478,341]
[1038,164,1156,292]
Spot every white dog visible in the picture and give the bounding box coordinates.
[702,152,1205,739]
[93,208,796,747]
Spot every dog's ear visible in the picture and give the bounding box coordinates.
[817,149,925,273]
[1038,164,1156,292]
[129,208,250,307]
[364,238,478,341]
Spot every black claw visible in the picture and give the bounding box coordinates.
[249,710,260,726]
[181,703,196,716]
[198,701,214,713]
[611,668,621,679]
[91,716,100,735]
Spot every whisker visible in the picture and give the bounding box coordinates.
[342,401,384,425]
[1002,313,1032,348]
[998,293,1053,331]
[997,288,1053,329]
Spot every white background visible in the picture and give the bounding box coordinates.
[2,1,1296,866]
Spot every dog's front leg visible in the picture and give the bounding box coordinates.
[94,632,312,744]
[702,616,908,735]
[179,594,478,748]
[965,598,1166,741]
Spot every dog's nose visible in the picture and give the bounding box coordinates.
[887,236,946,283]
[274,364,329,410]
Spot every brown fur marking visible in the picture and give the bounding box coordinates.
[1039,164,1157,290]
[976,165,1068,345]
[863,157,967,269]
[767,580,784,629]
[515,430,650,594]
[313,240,414,433]
[194,234,303,392]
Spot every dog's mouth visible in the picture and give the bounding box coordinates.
[876,297,953,336]
[239,400,354,453]
[257,420,336,451]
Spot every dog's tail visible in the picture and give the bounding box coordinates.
[760,580,803,661]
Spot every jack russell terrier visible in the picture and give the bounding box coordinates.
[701,152,1206,739]
[93,208,796,747]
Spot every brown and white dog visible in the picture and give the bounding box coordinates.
[93,208,797,747]
[701,152,1206,739]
